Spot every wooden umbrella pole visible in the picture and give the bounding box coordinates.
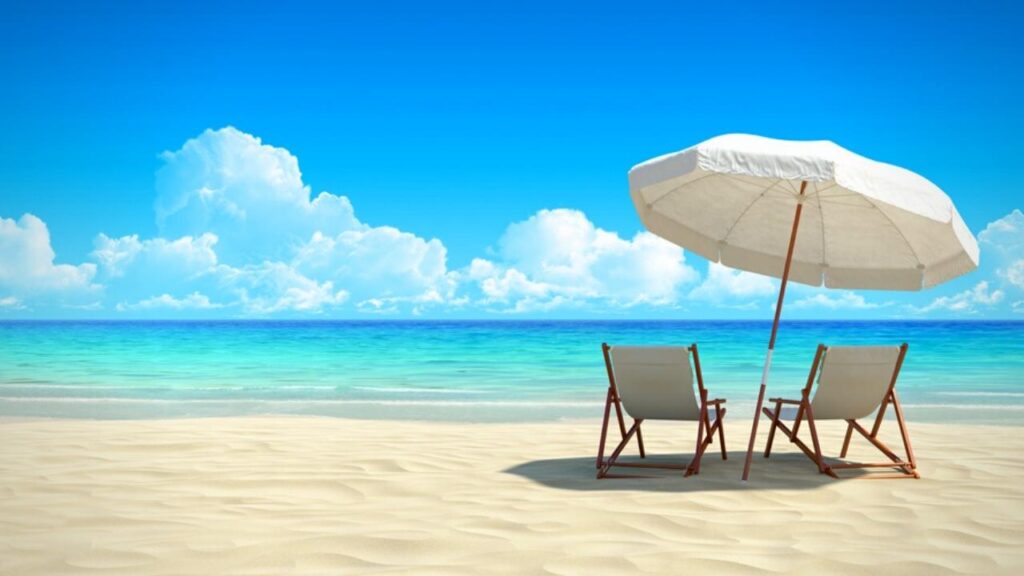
[742,181,807,481]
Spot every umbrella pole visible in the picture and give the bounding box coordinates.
[742,181,808,481]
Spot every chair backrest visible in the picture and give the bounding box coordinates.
[810,345,904,420]
[607,346,701,421]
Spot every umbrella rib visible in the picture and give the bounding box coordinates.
[720,179,785,245]
[865,198,925,270]
[807,182,838,197]
[647,172,720,211]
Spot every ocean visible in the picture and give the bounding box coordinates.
[1,320,1022,424]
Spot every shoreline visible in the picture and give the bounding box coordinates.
[3,411,1024,423]
[3,402,1023,426]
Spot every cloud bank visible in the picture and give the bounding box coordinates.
[0,214,99,309]
[1,127,1020,317]
[466,209,697,312]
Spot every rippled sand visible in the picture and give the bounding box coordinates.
[1,417,1022,574]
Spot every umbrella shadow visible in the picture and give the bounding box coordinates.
[504,452,866,493]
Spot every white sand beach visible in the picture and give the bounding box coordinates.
[2,417,1022,575]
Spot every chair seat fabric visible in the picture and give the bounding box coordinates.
[608,346,700,421]
[811,346,901,420]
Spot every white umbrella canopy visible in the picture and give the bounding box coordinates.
[628,134,979,480]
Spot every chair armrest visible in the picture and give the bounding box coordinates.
[707,398,727,405]
[767,398,802,405]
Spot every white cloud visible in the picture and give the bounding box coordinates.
[915,281,1004,313]
[791,291,882,310]
[979,209,1024,291]
[978,209,1023,253]
[117,292,222,312]
[1002,259,1024,289]
[293,228,455,302]
[143,126,454,313]
[93,233,218,280]
[688,262,776,304]
[91,232,221,309]
[155,127,363,263]
[355,289,450,316]
[894,208,1021,317]
[464,209,697,310]
[217,261,349,315]
[1013,301,1024,314]
[0,295,25,310]
[467,258,551,302]
[91,230,357,316]
[0,214,98,300]
[63,301,103,311]
[22,127,1022,319]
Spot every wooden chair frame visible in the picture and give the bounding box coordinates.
[762,343,918,479]
[596,343,727,479]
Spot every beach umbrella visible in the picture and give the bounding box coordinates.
[628,134,979,480]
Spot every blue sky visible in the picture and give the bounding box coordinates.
[1,1,1023,318]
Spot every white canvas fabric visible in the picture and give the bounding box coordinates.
[810,346,901,420]
[629,134,979,290]
[608,346,701,421]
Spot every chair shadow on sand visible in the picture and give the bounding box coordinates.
[504,451,868,493]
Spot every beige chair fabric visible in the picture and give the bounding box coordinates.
[608,346,700,421]
[810,346,902,420]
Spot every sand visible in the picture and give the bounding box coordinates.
[1,416,1022,575]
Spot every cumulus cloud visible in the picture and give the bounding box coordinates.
[467,258,550,302]
[0,130,716,316]
[13,126,1020,318]
[688,262,776,305]
[155,127,363,263]
[91,232,221,309]
[0,214,98,304]
[1005,260,1024,289]
[117,292,222,312]
[139,126,454,312]
[464,209,697,310]
[978,208,1024,290]
[293,228,455,302]
[93,233,218,280]
[791,291,883,310]
[217,261,349,315]
[90,230,336,315]
[978,209,1023,252]
[914,281,1004,314]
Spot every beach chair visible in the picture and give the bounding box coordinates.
[762,343,918,479]
[596,343,726,479]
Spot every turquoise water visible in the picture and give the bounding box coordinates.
[1,321,1022,423]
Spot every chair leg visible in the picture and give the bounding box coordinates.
[759,412,837,477]
[843,419,918,479]
[596,387,614,469]
[601,416,725,479]
[840,420,855,459]
[717,410,727,460]
[870,391,891,438]
[686,410,728,475]
[635,421,647,458]
[597,420,641,479]
[890,391,917,471]
[764,401,782,457]
[792,405,805,437]
[803,404,829,475]
[687,407,708,476]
